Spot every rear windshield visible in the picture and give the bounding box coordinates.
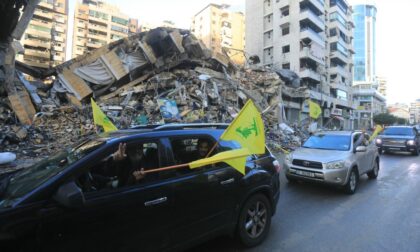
[382,128,414,136]
[303,134,351,151]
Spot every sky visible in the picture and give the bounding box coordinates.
[66,0,420,105]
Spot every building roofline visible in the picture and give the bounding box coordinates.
[193,3,223,17]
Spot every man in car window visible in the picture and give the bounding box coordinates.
[112,143,147,186]
[196,139,212,159]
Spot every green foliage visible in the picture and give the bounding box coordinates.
[373,113,408,125]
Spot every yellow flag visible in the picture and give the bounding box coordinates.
[189,148,251,175]
[91,98,118,132]
[309,100,322,119]
[369,125,383,141]
[220,99,265,154]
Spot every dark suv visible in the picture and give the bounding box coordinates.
[0,124,280,252]
[375,126,420,155]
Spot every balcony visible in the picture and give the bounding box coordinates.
[26,28,51,39]
[75,40,86,47]
[300,0,325,13]
[38,1,53,10]
[300,27,325,47]
[23,39,51,49]
[31,19,52,29]
[300,47,325,65]
[330,4,349,19]
[87,42,103,49]
[24,49,50,59]
[87,33,107,41]
[330,51,349,65]
[54,26,65,33]
[89,16,108,25]
[34,10,53,20]
[53,55,64,61]
[53,46,64,52]
[330,65,349,78]
[300,68,321,82]
[88,23,108,33]
[330,81,350,92]
[300,9,324,32]
[54,16,65,24]
[278,0,290,9]
[53,36,64,42]
[279,14,290,27]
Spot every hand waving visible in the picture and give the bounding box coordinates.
[113,143,127,161]
[133,168,145,181]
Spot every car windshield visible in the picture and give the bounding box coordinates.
[382,128,414,136]
[303,134,351,151]
[0,139,105,208]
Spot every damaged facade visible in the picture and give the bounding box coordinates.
[1,26,315,168]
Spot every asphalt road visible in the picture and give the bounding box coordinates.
[188,152,420,252]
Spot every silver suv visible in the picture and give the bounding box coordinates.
[284,131,380,194]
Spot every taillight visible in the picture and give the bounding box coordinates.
[273,160,281,173]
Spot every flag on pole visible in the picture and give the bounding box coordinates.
[369,125,383,141]
[189,100,265,175]
[220,100,265,155]
[309,100,322,119]
[91,98,118,132]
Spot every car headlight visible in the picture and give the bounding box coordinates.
[285,154,293,165]
[326,160,345,169]
[375,138,382,145]
[407,140,416,146]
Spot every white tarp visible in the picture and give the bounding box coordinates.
[74,59,115,85]
[118,49,149,72]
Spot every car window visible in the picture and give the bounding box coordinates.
[169,136,225,175]
[0,139,106,208]
[76,141,162,194]
[383,127,414,136]
[303,134,351,151]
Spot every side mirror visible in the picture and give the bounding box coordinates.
[355,146,367,153]
[53,181,85,208]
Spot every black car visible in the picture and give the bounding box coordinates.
[0,124,280,252]
[375,126,420,155]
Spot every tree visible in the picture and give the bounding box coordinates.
[373,113,397,125]
[396,117,408,125]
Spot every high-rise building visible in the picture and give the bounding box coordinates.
[16,0,68,69]
[376,76,386,97]
[410,99,420,124]
[351,3,385,129]
[72,0,138,58]
[191,4,245,65]
[245,0,355,129]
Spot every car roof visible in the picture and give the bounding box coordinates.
[95,123,229,144]
[316,131,360,136]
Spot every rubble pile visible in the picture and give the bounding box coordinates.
[1,27,310,167]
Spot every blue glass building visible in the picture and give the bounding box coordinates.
[352,4,376,83]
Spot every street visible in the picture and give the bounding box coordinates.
[189,153,420,252]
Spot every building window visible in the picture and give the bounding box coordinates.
[282,45,290,53]
[329,28,337,37]
[282,27,290,35]
[89,10,109,21]
[111,16,129,26]
[111,25,128,34]
[280,6,289,17]
[282,63,290,69]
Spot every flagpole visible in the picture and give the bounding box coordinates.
[205,141,219,158]
[143,163,189,174]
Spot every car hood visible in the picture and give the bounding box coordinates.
[291,148,351,163]
[378,135,414,140]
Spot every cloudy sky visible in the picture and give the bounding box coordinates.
[66,0,420,105]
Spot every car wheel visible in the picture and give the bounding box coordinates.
[367,161,379,179]
[412,147,419,156]
[378,148,383,155]
[237,194,272,247]
[344,168,359,194]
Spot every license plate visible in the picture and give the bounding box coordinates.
[295,170,315,178]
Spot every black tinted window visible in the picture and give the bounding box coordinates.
[383,128,414,136]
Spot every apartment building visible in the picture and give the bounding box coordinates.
[191,4,246,65]
[245,0,354,129]
[376,76,387,97]
[409,99,420,124]
[72,0,138,58]
[16,0,68,69]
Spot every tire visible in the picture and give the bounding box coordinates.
[237,194,272,247]
[367,160,379,179]
[412,147,419,156]
[344,168,359,194]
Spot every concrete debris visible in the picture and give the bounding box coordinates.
[1,27,316,170]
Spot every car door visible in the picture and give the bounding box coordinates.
[38,138,174,252]
[353,133,370,172]
[364,133,376,171]
[166,135,241,247]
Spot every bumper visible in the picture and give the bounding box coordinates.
[284,164,349,186]
[378,145,417,152]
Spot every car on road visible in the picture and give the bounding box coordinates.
[0,124,280,252]
[284,131,380,194]
[375,126,420,156]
